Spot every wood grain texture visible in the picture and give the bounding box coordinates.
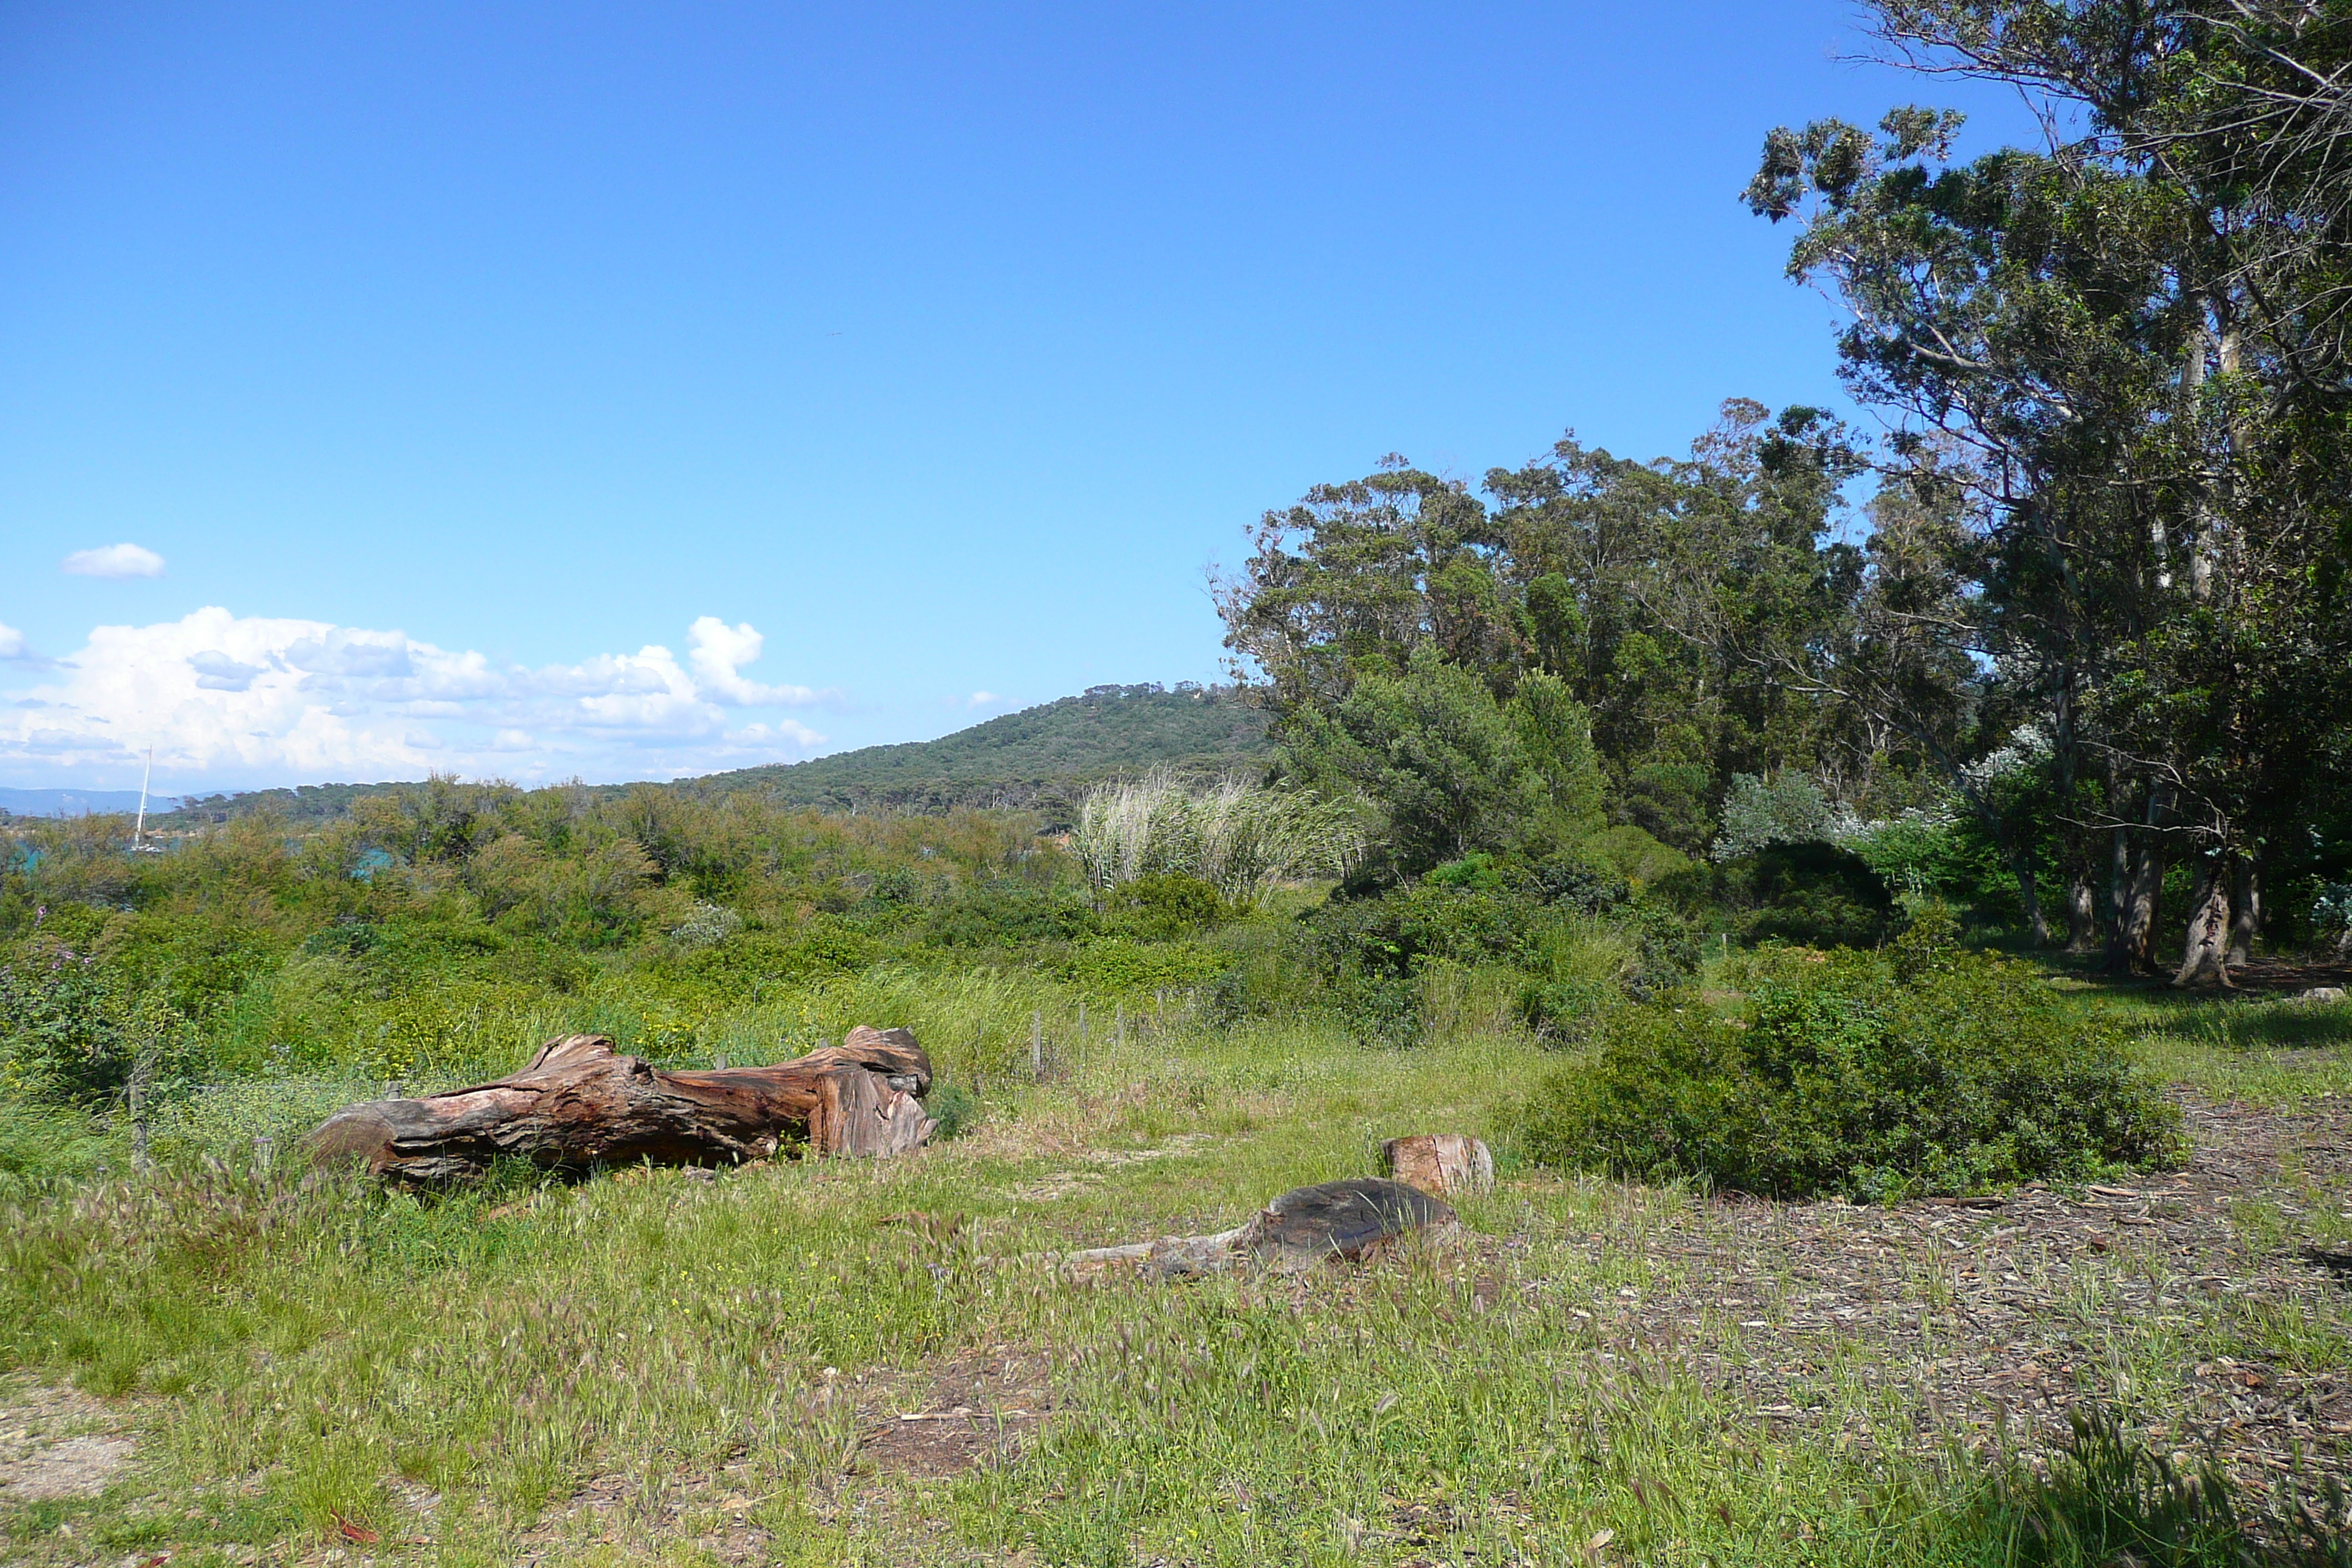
[308,1024,936,1182]
[1063,1177,1458,1281]
[1381,1134,1495,1198]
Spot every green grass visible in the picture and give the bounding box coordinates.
[5,973,2352,1564]
[2050,978,2352,1103]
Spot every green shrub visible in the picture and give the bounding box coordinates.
[674,920,877,987]
[1288,873,1700,1044]
[1515,918,1639,1044]
[920,883,1097,948]
[1050,936,1229,997]
[0,944,135,1104]
[1098,873,1232,938]
[1523,916,2185,1199]
[1423,852,1508,890]
[1712,841,1891,949]
[924,1080,979,1141]
[1577,823,1692,889]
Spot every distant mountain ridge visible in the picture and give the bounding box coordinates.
[687,682,1270,818]
[0,787,184,819]
[133,682,1271,825]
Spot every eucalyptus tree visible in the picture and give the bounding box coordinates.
[1749,1,2352,976]
[1220,406,1884,859]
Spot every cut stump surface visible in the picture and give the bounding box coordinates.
[1382,1134,1494,1198]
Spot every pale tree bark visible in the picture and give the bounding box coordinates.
[2122,837,2168,973]
[2173,853,2236,988]
[2105,813,2134,971]
[1381,1135,1494,1197]
[2228,856,2261,968]
[2113,783,2174,975]
[2065,872,2100,953]
[2019,856,2052,949]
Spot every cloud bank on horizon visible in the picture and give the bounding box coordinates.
[0,608,831,791]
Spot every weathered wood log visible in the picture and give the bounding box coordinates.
[1381,1134,1494,1198]
[309,1025,938,1183]
[1063,1177,1458,1281]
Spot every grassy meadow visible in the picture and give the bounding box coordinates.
[6,984,2352,1564]
[5,786,2352,1565]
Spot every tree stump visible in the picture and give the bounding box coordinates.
[1381,1134,1493,1198]
[308,1025,938,1183]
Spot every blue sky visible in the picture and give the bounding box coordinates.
[0,1,2039,794]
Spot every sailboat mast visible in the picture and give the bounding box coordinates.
[133,747,152,851]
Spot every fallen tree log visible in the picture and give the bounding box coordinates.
[1060,1177,1457,1281]
[309,1025,938,1183]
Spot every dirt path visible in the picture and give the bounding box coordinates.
[0,1379,135,1505]
[1512,1091,2352,1492]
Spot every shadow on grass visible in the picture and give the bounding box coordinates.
[1948,1409,2352,1567]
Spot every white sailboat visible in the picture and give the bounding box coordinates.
[130,746,164,853]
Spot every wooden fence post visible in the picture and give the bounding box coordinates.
[1031,1009,1044,1081]
[129,1036,158,1172]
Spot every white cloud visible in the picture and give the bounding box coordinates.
[728,718,826,747]
[61,543,166,579]
[0,607,831,790]
[685,617,829,706]
[965,690,1000,708]
[0,623,27,660]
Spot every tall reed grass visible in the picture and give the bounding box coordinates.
[1072,769,1365,907]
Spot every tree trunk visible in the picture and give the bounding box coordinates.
[2065,872,2100,953]
[2114,783,2174,974]
[2228,856,2260,967]
[2015,846,2051,948]
[309,1026,938,1183]
[2123,835,2167,973]
[2172,853,2235,988]
[2104,819,2134,972]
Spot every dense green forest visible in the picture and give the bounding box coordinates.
[698,682,1270,818]
[1211,0,2352,986]
[151,683,1270,829]
[9,4,2352,1563]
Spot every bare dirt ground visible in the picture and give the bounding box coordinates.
[859,1351,1058,1480]
[815,1093,2352,1504]
[1496,1090,2352,1496]
[0,1380,135,1507]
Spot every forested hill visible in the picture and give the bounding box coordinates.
[159,682,1270,824]
[687,683,1270,818]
